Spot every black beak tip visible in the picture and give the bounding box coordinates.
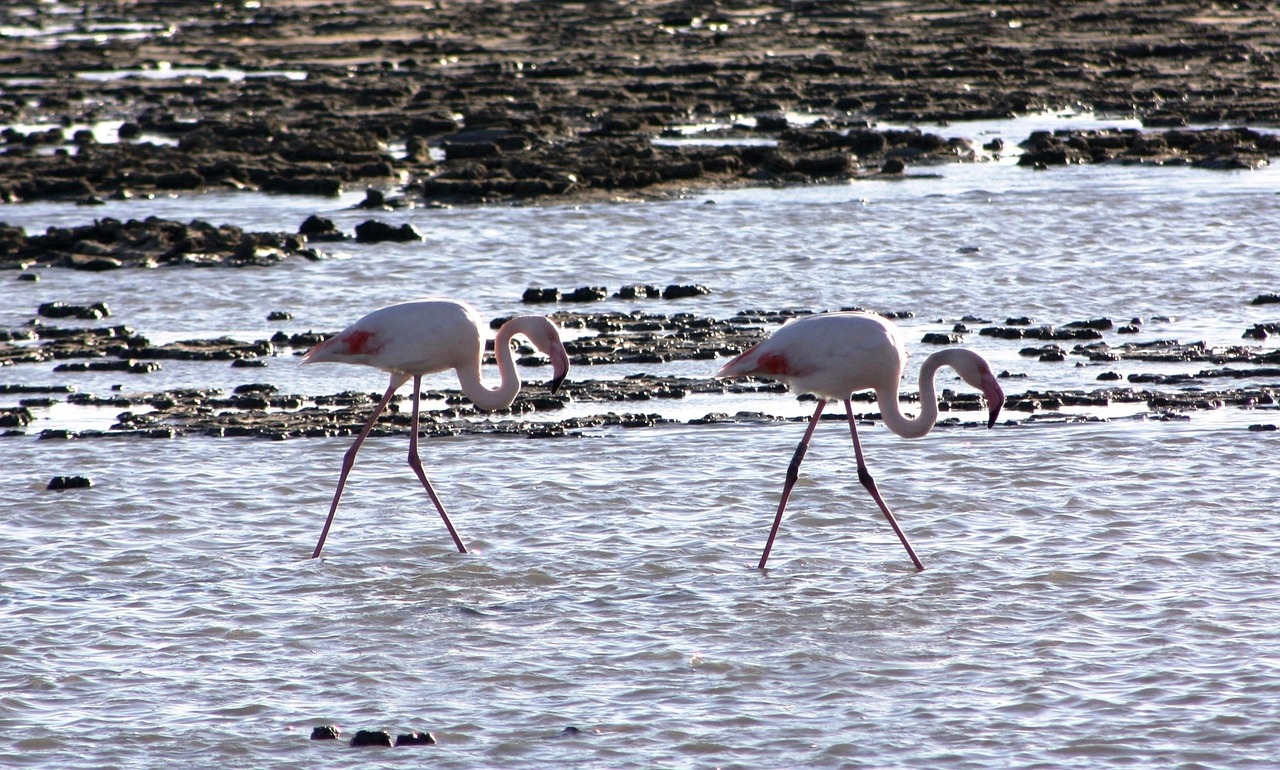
[549,375,566,395]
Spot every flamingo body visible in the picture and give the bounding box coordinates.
[302,298,570,558]
[717,311,1004,570]
[304,299,485,380]
[718,312,908,404]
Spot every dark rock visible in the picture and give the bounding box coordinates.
[1251,293,1280,306]
[267,311,292,321]
[310,725,341,740]
[614,284,662,299]
[349,730,393,747]
[662,284,711,300]
[880,158,906,174]
[47,475,93,490]
[522,287,561,303]
[562,286,608,302]
[1064,317,1113,330]
[17,273,40,282]
[394,731,436,746]
[298,215,346,241]
[38,301,111,320]
[0,407,34,427]
[354,220,421,243]
[921,332,963,344]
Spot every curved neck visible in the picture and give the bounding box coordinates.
[874,352,949,439]
[455,323,522,411]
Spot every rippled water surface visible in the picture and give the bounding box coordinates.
[3,119,1280,768]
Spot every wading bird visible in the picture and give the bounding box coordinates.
[302,299,570,559]
[716,311,1004,571]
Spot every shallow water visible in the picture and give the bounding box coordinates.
[3,118,1280,767]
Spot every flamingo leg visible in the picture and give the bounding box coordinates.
[312,376,406,559]
[843,399,926,571]
[405,375,468,554]
[758,400,826,569]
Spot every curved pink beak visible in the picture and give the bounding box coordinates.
[981,371,1004,429]
[548,346,570,394]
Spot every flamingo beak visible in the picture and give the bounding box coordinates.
[548,346,570,395]
[981,371,1004,429]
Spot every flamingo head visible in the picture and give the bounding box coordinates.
[979,368,1004,429]
[511,315,570,394]
[547,343,570,394]
[952,350,1004,429]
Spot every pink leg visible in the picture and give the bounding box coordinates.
[406,375,468,554]
[758,400,826,569]
[844,399,925,571]
[312,376,406,559]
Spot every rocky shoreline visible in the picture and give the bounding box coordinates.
[4,304,1279,441]
[1,1,1279,211]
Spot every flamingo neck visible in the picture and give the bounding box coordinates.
[874,352,949,439]
[455,321,523,412]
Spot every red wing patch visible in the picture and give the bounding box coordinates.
[340,329,380,355]
[756,351,793,376]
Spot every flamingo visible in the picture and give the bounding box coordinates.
[715,311,1004,571]
[301,298,570,559]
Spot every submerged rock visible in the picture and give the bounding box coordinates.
[349,730,393,747]
[47,475,93,490]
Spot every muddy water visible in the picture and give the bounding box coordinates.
[3,127,1280,767]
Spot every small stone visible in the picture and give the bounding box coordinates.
[562,286,608,302]
[662,284,711,300]
[1250,293,1280,306]
[267,311,292,321]
[47,475,92,490]
[17,272,39,282]
[522,287,560,303]
[349,729,393,747]
[38,301,111,320]
[298,215,346,241]
[921,332,962,345]
[234,383,277,396]
[310,725,341,740]
[614,284,661,299]
[354,220,421,243]
[394,731,436,746]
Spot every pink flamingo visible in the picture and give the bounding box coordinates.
[716,311,1004,571]
[302,299,570,559]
